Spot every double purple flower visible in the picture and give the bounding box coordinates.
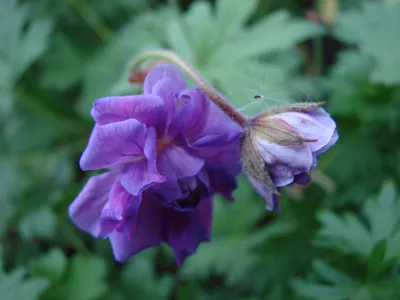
[70,61,339,264]
[69,65,243,264]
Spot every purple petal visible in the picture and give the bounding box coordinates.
[151,180,184,203]
[255,137,313,172]
[99,180,135,237]
[171,88,209,139]
[120,160,165,197]
[196,100,243,139]
[143,64,186,95]
[274,109,336,152]
[68,171,118,237]
[163,198,212,265]
[315,130,339,156]
[294,173,312,185]
[143,127,162,179]
[197,197,213,242]
[120,128,165,196]
[269,164,297,187]
[191,131,242,148]
[208,168,237,201]
[91,95,165,127]
[150,78,177,134]
[196,139,242,177]
[309,107,337,128]
[109,192,163,262]
[80,119,146,171]
[152,171,210,210]
[247,174,280,212]
[158,145,204,181]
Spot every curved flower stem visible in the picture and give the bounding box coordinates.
[129,49,248,127]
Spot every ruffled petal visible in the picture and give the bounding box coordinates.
[158,145,204,181]
[170,88,209,139]
[143,64,186,95]
[143,127,163,180]
[247,174,280,212]
[151,78,177,133]
[91,95,165,127]
[120,160,165,197]
[80,119,146,171]
[151,180,184,203]
[99,180,137,237]
[163,198,212,265]
[68,171,118,237]
[119,128,165,196]
[109,192,163,262]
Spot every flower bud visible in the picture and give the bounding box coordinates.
[242,102,338,211]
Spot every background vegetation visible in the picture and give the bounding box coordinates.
[1,0,400,299]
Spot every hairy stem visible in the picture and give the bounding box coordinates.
[129,49,248,127]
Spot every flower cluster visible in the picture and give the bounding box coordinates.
[70,56,338,264]
[69,64,243,264]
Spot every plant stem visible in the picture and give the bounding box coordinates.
[129,49,248,127]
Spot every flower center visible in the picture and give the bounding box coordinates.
[156,138,173,155]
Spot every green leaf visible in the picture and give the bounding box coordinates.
[41,36,86,89]
[316,210,372,256]
[167,1,216,63]
[29,248,67,282]
[0,1,52,114]
[364,181,398,244]
[367,240,387,280]
[0,159,20,237]
[17,19,52,76]
[18,207,57,239]
[0,268,48,300]
[62,255,109,300]
[334,2,400,85]
[5,109,59,154]
[212,10,323,63]
[313,260,354,285]
[120,250,174,300]
[179,176,267,284]
[0,2,52,77]
[78,7,170,116]
[291,279,357,300]
[180,237,257,284]
[212,176,265,234]
[176,281,207,300]
[0,246,4,276]
[166,0,322,108]
[215,0,258,41]
[307,181,400,299]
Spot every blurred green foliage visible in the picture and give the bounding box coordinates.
[1,0,400,299]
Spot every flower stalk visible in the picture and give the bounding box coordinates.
[129,49,248,127]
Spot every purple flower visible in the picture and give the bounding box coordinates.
[69,172,213,264]
[243,105,338,211]
[69,64,242,264]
